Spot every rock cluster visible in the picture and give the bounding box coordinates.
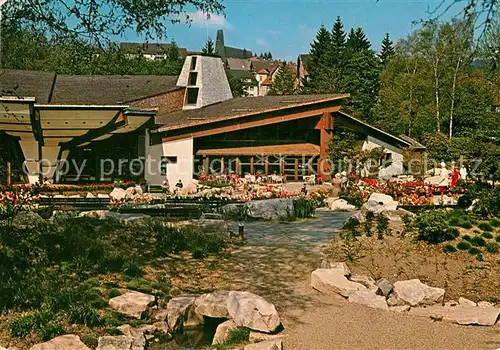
[155,290,282,346]
[311,263,500,327]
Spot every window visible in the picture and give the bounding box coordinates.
[160,156,178,176]
[190,56,197,70]
[186,88,199,105]
[188,72,198,86]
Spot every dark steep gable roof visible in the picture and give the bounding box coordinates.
[155,94,347,131]
[0,69,56,104]
[120,42,188,57]
[225,46,252,59]
[50,75,180,105]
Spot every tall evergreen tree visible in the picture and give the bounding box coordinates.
[331,16,346,56]
[346,27,371,53]
[302,25,332,93]
[202,37,215,54]
[268,63,296,95]
[268,52,273,60]
[378,33,395,66]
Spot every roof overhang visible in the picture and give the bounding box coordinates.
[335,112,425,151]
[196,143,320,156]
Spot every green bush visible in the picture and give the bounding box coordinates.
[123,261,142,278]
[486,242,499,254]
[468,247,482,255]
[458,221,473,229]
[81,335,99,348]
[471,236,486,247]
[40,323,65,341]
[462,235,472,242]
[496,235,500,242]
[225,327,250,345]
[415,210,457,244]
[8,315,36,338]
[490,218,500,227]
[293,198,316,219]
[476,253,484,261]
[478,222,494,232]
[126,278,153,294]
[68,304,102,327]
[482,231,494,239]
[456,241,472,250]
[108,288,121,299]
[443,244,458,253]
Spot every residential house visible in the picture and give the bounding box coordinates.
[226,69,259,97]
[120,42,188,60]
[297,54,310,84]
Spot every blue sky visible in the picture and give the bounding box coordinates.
[123,0,464,61]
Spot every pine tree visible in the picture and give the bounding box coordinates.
[331,16,346,55]
[378,33,395,65]
[268,63,296,95]
[268,52,273,60]
[303,25,332,93]
[202,37,215,54]
[346,27,371,53]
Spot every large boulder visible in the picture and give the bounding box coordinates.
[365,193,399,214]
[96,335,145,350]
[108,291,156,319]
[30,335,90,350]
[110,188,127,201]
[245,199,295,220]
[194,290,230,318]
[349,275,379,293]
[227,291,281,333]
[318,261,351,277]
[311,269,367,297]
[348,290,388,311]
[165,295,202,332]
[393,279,445,307]
[409,304,500,326]
[212,320,238,345]
[325,198,357,211]
[244,340,283,350]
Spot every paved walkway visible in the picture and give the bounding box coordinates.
[224,211,500,350]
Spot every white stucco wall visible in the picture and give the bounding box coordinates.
[145,132,194,187]
[361,136,404,178]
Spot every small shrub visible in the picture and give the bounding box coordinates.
[376,214,390,239]
[456,241,472,250]
[448,216,460,226]
[83,278,100,288]
[126,278,153,294]
[225,327,250,345]
[8,315,36,338]
[108,288,121,299]
[293,198,316,219]
[443,244,457,253]
[482,231,494,239]
[40,323,65,341]
[496,235,500,242]
[468,247,482,255]
[446,227,460,239]
[473,229,481,234]
[458,221,473,229]
[478,222,493,232]
[486,242,499,254]
[416,210,453,244]
[471,236,486,247]
[123,261,142,278]
[81,335,99,348]
[476,253,484,261]
[104,328,123,336]
[490,218,500,227]
[462,235,472,242]
[68,304,101,327]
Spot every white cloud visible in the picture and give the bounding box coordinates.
[256,38,269,47]
[184,11,230,29]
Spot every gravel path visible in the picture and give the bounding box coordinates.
[237,211,500,350]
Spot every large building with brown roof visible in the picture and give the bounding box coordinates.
[1,54,420,186]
